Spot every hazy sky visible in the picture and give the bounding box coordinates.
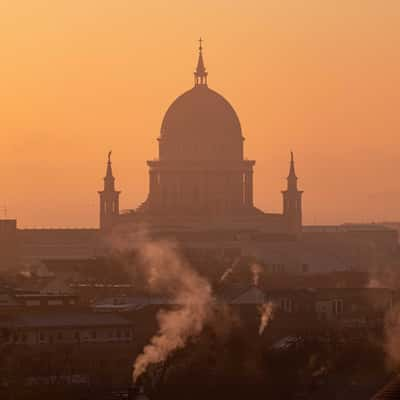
[1,1,400,227]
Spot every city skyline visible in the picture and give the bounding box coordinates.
[2,1,400,227]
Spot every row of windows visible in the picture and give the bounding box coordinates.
[274,298,347,315]
[265,264,309,273]
[317,299,344,315]
[24,299,76,306]
[268,264,285,273]
[10,328,132,344]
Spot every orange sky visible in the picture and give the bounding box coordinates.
[1,0,400,227]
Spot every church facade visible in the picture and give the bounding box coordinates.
[99,43,303,239]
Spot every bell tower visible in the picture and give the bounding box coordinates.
[194,38,208,86]
[98,152,120,230]
[282,152,303,235]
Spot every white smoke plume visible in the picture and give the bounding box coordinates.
[367,278,386,289]
[220,267,233,283]
[258,302,274,336]
[366,264,400,289]
[19,270,32,278]
[220,257,240,282]
[251,264,263,287]
[131,239,214,382]
[383,302,400,370]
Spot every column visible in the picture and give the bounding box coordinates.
[114,195,119,215]
[245,170,253,207]
[149,170,158,207]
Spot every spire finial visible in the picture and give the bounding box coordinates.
[288,150,297,180]
[194,38,208,86]
[105,151,114,180]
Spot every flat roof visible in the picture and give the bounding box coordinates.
[303,223,395,233]
[0,311,133,329]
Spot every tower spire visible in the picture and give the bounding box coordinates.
[282,151,303,235]
[194,38,208,86]
[288,151,297,181]
[99,151,120,230]
[106,151,113,180]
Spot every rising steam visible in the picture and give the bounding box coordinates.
[132,239,214,382]
[383,303,400,369]
[258,302,274,335]
[251,264,263,286]
[220,257,240,282]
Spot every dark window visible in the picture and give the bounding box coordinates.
[334,299,344,314]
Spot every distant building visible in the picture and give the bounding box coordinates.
[224,285,395,329]
[0,42,398,273]
[102,42,303,239]
[0,311,136,389]
[0,311,133,345]
[0,291,78,314]
[0,220,18,268]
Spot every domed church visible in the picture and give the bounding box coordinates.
[99,41,303,240]
[5,42,397,269]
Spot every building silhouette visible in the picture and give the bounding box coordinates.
[98,152,120,230]
[282,152,303,235]
[104,42,303,237]
[0,41,397,272]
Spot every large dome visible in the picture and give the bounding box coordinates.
[159,85,244,161]
[161,85,242,139]
[158,43,244,161]
[143,42,258,218]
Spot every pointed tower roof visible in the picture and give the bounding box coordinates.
[103,151,116,192]
[106,151,113,179]
[194,38,208,86]
[288,151,297,179]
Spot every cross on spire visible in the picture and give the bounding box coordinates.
[105,151,115,188]
[194,38,208,86]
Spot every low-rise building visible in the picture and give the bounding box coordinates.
[0,311,134,345]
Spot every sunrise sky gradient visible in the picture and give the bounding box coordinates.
[1,1,400,227]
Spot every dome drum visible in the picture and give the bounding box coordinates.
[144,42,256,217]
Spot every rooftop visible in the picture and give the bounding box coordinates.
[0,311,133,329]
[303,223,395,233]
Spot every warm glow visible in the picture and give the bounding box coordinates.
[2,0,400,227]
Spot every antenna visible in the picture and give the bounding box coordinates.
[1,205,8,219]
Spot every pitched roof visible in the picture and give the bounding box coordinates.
[371,375,400,399]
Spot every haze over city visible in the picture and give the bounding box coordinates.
[2,1,400,227]
[4,2,400,400]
